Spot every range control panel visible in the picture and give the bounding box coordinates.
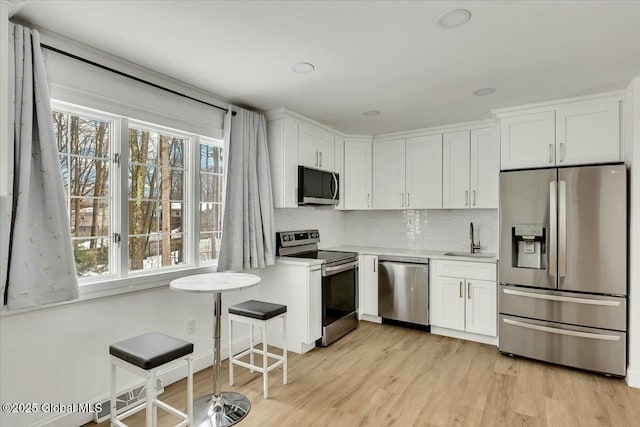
[276,230,320,248]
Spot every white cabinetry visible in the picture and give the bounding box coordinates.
[267,115,299,208]
[556,98,620,166]
[430,260,497,342]
[372,135,443,210]
[358,254,379,320]
[334,137,345,210]
[344,139,373,210]
[497,94,621,170]
[0,1,9,197]
[372,139,405,209]
[259,263,322,354]
[443,128,499,209]
[406,135,443,209]
[298,122,334,171]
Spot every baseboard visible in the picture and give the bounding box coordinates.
[30,335,253,427]
[430,326,498,346]
[626,367,640,388]
[359,313,382,324]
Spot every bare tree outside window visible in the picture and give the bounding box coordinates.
[199,140,224,262]
[54,110,111,277]
[128,127,186,271]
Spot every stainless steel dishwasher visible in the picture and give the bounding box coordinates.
[378,256,429,326]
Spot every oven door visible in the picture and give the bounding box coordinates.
[321,261,358,327]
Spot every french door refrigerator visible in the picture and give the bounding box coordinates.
[498,164,627,376]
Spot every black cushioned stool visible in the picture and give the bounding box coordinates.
[228,300,287,398]
[109,332,193,427]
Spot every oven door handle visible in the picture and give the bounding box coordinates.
[322,260,358,276]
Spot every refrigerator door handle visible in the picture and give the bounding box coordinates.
[502,318,621,341]
[549,181,557,278]
[558,180,567,278]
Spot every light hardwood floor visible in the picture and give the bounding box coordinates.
[88,322,640,427]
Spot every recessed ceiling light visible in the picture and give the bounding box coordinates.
[473,87,496,96]
[363,110,381,117]
[292,62,315,73]
[437,9,472,29]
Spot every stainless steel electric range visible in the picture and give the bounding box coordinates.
[276,230,359,346]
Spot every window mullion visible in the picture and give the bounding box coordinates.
[118,118,130,277]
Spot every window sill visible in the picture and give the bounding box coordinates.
[0,263,219,317]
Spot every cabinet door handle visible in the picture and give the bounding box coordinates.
[465,190,469,206]
[472,190,476,206]
[319,151,323,167]
[373,262,376,273]
[549,144,554,163]
[401,192,404,207]
[407,192,410,207]
[459,281,463,298]
[367,193,371,208]
[559,143,565,162]
[315,151,319,167]
[467,281,471,299]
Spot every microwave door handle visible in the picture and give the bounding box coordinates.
[332,173,338,200]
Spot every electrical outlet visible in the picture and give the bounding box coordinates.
[186,318,196,335]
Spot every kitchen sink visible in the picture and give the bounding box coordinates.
[444,251,496,259]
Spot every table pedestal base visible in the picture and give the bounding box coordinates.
[192,391,251,427]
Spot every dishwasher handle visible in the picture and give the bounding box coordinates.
[378,255,429,264]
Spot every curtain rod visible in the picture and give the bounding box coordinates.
[40,43,237,117]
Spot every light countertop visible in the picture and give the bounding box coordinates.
[325,245,498,263]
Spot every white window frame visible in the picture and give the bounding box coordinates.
[50,100,222,300]
[198,136,225,266]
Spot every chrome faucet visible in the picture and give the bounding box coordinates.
[470,222,481,254]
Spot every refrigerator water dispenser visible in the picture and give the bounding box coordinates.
[513,224,545,269]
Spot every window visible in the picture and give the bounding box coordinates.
[54,108,113,278]
[199,139,224,262]
[52,101,224,285]
[128,126,187,271]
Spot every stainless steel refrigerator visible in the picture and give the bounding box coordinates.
[498,164,627,376]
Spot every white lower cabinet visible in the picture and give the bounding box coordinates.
[430,260,497,339]
[358,254,378,319]
[259,263,322,354]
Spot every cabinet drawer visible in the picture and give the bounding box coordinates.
[499,315,626,376]
[434,260,496,281]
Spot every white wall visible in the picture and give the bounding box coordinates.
[0,284,260,426]
[625,76,640,388]
[344,209,498,253]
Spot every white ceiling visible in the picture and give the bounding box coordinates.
[12,1,640,135]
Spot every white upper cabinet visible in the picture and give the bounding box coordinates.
[344,139,373,210]
[406,135,443,209]
[334,137,345,210]
[500,111,556,170]
[497,94,622,170]
[267,115,299,208]
[443,131,471,208]
[298,122,335,171]
[470,127,499,209]
[556,98,620,166]
[372,139,406,209]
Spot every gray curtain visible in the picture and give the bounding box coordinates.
[217,108,276,271]
[0,25,78,309]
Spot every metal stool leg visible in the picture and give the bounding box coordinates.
[283,313,288,385]
[228,315,234,386]
[249,323,255,373]
[145,370,154,427]
[187,355,193,427]
[110,362,117,425]
[263,324,268,399]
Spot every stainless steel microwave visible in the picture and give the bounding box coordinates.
[298,166,339,206]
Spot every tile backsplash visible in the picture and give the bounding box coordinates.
[343,209,498,253]
[274,207,498,253]
[274,207,346,248]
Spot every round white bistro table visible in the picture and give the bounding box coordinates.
[170,272,261,427]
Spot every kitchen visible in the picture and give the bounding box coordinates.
[1,2,640,427]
